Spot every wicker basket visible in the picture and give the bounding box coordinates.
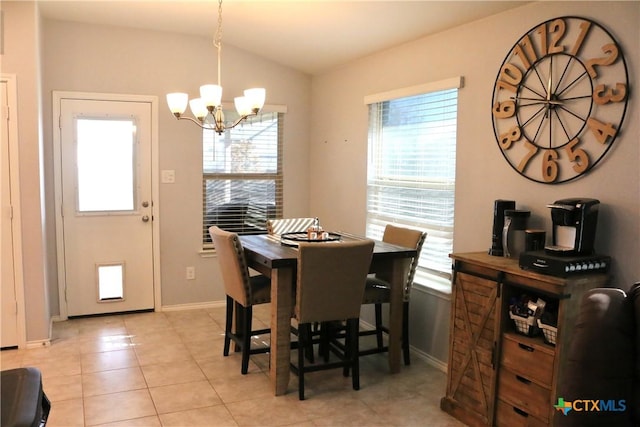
[509,311,539,336]
[537,319,557,345]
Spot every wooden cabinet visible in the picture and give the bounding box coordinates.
[440,252,609,427]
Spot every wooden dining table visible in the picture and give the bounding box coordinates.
[239,232,417,396]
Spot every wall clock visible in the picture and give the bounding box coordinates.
[491,16,629,184]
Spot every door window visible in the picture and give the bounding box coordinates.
[76,118,136,213]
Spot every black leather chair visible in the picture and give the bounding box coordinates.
[556,283,640,426]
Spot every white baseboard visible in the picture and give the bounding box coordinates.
[410,347,448,373]
[161,300,225,312]
[25,339,51,349]
[359,319,447,373]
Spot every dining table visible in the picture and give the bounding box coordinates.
[239,232,417,396]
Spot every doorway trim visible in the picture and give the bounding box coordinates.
[2,73,26,348]
[52,91,162,320]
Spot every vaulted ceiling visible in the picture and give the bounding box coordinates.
[38,0,529,75]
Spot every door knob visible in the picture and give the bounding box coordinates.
[142,201,149,208]
[142,215,150,222]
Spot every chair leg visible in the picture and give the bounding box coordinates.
[303,324,315,364]
[374,303,384,349]
[298,323,306,400]
[234,301,244,353]
[348,319,360,390]
[223,296,233,356]
[343,322,351,377]
[241,305,252,375]
[402,301,411,366]
[319,321,337,362]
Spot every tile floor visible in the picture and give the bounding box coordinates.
[1,305,465,426]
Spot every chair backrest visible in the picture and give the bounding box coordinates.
[295,239,375,324]
[380,224,427,300]
[267,218,316,235]
[209,226,252,306]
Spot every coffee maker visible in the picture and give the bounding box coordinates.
[489,200,516,256]
[545,198,600,256]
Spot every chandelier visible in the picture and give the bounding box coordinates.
[166,0,266,135]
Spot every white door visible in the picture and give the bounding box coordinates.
[58,98,154,316]
[1,78,18,347]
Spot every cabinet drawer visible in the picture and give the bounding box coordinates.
[501,334,554,387]
[495,399,548,427]
[497,368,550,422]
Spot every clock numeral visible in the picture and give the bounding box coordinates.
[514,35,537,69]
[569,20,592,56]
[535,23,548,56]
[587,117,617,144]
[516,140,538,173]
[565,138,590,174]
[593,83,627,105]
[547,19,566,54]
[536,19,567,56]
[542,149,559,183]
[497,63,522,93]
[585,43,619,78]
[492,100,516,119]
[499,126,521,149]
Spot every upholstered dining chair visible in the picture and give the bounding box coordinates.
[209,226,271,375]
[290,239,375,400]
[266,217,316,236]
[360,224,426,365]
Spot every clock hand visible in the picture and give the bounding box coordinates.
[510,96,563,105]
[547,55,553,101]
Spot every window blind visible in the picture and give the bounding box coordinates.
[202,112,283,245]
[367,88,457,281]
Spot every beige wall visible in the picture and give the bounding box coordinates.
[1,1,51,342]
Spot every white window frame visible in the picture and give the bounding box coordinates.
[365,77,463,294]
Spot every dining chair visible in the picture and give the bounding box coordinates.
[209,226,271,375]
[360,224,427,365]
[266,217,316,236]
[290,239,375,400]
[267,217,324,362]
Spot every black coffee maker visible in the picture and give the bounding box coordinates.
[545,198,600,256]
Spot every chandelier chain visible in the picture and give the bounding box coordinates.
[215,0,223,49]
[215,0,223,86]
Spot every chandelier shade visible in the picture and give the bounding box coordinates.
[165,0,265,134]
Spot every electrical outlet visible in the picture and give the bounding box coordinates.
[161,170,176,183]
[186,266,195,280]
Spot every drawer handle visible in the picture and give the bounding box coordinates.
[515,375,531,385]
[518,343,534,352]
[513,407,529,418]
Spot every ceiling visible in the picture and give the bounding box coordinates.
[38,0,529,75]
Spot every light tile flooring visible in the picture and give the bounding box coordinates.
[1,305,465,426]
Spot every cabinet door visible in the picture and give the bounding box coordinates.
[445,270,501,425]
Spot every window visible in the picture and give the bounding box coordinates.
[202,112,283,245]
[365,78,460,291]
[76,118,136,212]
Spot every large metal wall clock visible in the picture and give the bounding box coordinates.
[491,16,629,184]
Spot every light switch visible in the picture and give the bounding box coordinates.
[161,170,175,183]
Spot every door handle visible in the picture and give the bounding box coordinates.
[142,201,149,208]
[142,215,150,222]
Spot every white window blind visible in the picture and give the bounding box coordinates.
[202,112,283,245]
[366,85,458,286]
